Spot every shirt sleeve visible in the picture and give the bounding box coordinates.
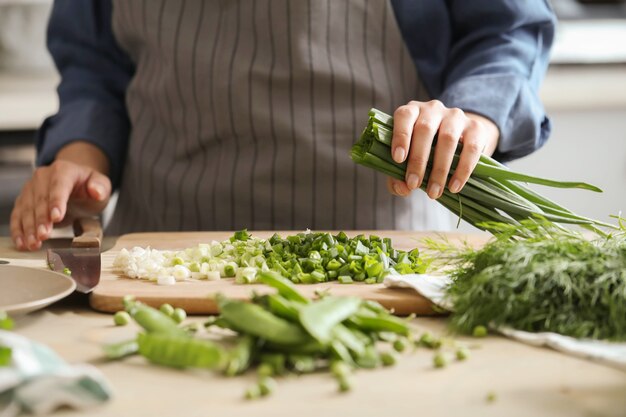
[37,0,135,188]
[393,0,556,163]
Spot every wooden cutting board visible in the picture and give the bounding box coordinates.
[90,231,487,315]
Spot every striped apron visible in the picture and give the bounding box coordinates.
[108,0,451,233]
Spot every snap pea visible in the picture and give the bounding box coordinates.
[259,353,287,375]
[299,297,362,343]
[348,315,410,336]
[218,299,310,346]
[225,335,255,376]
[265,294,301,321]
[126,301,187,337]
[258,271,309,304]
[103,339,139,359]
[332,324,366,356]
[137,333,226,369]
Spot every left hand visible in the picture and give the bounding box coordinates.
[386,100,499,199]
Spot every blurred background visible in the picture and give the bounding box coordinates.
[0,0,625,236]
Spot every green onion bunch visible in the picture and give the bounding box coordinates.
[351,109,613,236]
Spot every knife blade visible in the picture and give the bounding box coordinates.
[47,218,102,293]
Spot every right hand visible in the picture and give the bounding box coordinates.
[11,159,111,251]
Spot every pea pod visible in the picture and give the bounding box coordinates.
[348,315,410,336]
[103,339,139,360]
[137,333,226,369]
[258,271,309,304]
[299,297,362,343]
[219,299,310,346]
[126,302,187,337]
[265,294,301,322]
[225,335,255,376]
[331,324,366,356]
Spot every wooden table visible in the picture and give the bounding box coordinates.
[1,236,625,417]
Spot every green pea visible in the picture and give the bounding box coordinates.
[433,352,447,369]
[337,376,351,392]
[244,385,261,400]
[392,338,407,353]
[456,347,470,361]
[114,311,131,326]
[172,308,187,324]
[418,332,441,349]
[380,352,396,367]
[257,363,274,378]
[258,376,277,396]
[486,391,497,403]
[330,361,351,378]
[472,325,488,338]
[159,303,175,317]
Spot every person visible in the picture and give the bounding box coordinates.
[11,0,555,251]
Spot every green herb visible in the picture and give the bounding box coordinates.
[351,108,614,237]
[437,219,626,341]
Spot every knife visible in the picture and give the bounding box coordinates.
[47,218,102,293]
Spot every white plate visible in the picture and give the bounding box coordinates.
[0,265,76,315]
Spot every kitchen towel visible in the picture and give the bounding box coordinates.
[0,330,111,416]
[384,274,626,372]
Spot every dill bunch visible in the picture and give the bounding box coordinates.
[437,219,626,341]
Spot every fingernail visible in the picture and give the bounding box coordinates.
[407,174,420,190]
[51,207,61,221]
[449,179,462,194]
[428,183,441,199]
[393,184,404,196]
[37,224,47,238]
[393,147,405,163]
[15,236,23,249]
[93,184,105,200]
[27,234,37,247]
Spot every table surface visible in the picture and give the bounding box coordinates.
[1,236,625,417]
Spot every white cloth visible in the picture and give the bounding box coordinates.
[383,274,626,371]
[0,330,111,416]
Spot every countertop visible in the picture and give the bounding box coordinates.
[1,236,625,417]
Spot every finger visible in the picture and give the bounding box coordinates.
[10,198,25,250]
[391,103,420,163]
[20,188,41,251]
[31,169,52,240]
[448,120,485,194]
[427,108,465,199]
[48,162,79,223]
[406,101,445,191]
[86,170,112,202]
[386,177,410,197]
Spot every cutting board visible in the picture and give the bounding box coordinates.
[90,231,487,315]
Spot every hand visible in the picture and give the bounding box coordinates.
[10,142,111,251]
[386,100,499,199]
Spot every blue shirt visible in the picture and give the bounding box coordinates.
[38,0,556,189]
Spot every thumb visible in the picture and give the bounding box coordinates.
[86,171,112,202]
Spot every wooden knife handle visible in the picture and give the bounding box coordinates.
[71,217,103,249]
